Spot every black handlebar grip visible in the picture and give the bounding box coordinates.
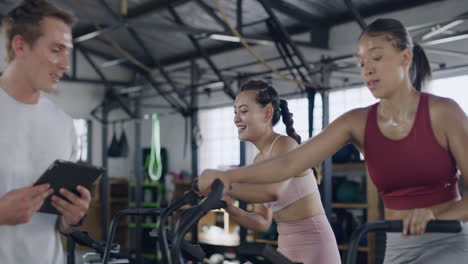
[426,220,462,233]
[386,220,462,233]
[200,179,225,212]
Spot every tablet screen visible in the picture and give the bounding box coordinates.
[34,160,105,215]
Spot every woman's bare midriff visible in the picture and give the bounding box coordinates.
[384,198,459,220]
[272,191,325,222]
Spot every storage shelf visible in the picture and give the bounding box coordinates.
[129,222,157,229]
[129,202,159,208]
[173,179,192,185]
[333,162,366,171]
[338,244,369,252]
[130,181,163,188]
[111,198,128,203]
[332,161,378,264]
[332,203,368,209]
[255,239,278,245]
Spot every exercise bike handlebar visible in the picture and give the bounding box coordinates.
[345,220,462,264]
[101,208,163,264]
[159,191,199,264]
[171,179,227,264]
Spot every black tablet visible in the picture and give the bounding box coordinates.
[34,160,105,215]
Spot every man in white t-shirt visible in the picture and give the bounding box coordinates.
[0,1,91,263]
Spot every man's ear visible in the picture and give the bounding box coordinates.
[11,35,27,59]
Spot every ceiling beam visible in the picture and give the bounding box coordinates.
[343,0,367,30]
[94,0,189,115]
[159,0,444,67]
[78,46,137,118]
[126,0,193,20]
[195,0,230,32]
[168,5,236,99]
[267,0,329,28]
[62,73,132,86]
[73,0,194,40]
[330,0,445,25]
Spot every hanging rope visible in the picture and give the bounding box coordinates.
[148,113,162,181]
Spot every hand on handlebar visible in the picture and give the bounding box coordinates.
[221,195,235,212]
[197,169,230,196]
[402,208,435,236]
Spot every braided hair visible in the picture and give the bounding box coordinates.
[240,80,301,143]
[239,80,322,184]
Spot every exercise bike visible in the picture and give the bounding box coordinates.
[67,179,298,264]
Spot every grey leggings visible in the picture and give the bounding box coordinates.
[384,222,468,264]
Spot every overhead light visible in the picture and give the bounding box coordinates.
[425,48,468,59]
[118,86,143,94]
[422,20,464,40]
[101,57,128,68]
[74,25,121,43]
[74,31,101,43]
[423,32,468,46]
[209,34,241,42]
[209,34,274,46]
[203,81,224,89]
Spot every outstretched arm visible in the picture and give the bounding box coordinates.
[227,182,288,203]
[225,111,354,184]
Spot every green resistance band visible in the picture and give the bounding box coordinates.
[148,113,162,181]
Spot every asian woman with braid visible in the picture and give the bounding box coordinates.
[221,80,340,264]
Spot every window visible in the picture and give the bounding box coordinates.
[429,75,468,114]
[73,119,91,162]
[198,107,240,174]
[325,74,468,122]
[329,86,378,121]
[313,93,323,137]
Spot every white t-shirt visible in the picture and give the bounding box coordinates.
[0,88,77,264]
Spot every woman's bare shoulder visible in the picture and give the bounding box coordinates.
[271,135,299,156]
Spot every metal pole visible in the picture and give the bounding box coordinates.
[133,99,143,264]
[238,76,248,245]
[100,106,109,240]
[321,89,332,218]
[307,88,316,138]
[239,141,247,244]
[190,60,200,242]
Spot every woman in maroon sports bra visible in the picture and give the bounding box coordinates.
[199,18,468,263]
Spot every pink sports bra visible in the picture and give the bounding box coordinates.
[263,136,318,212]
